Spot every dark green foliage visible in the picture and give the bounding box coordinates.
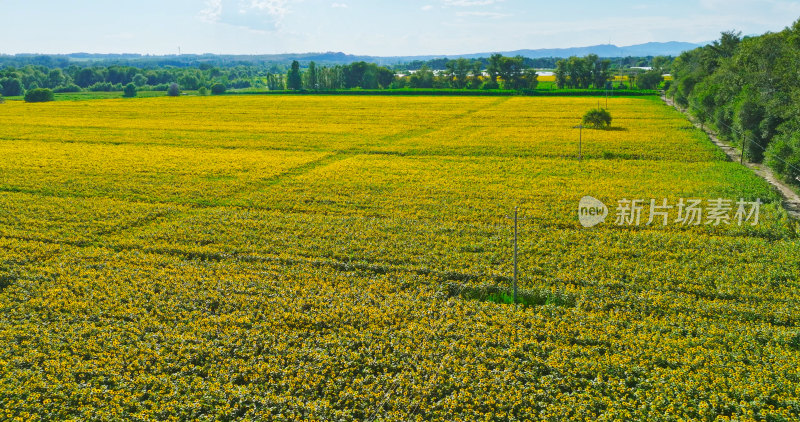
[555,54,611,89]
[636,70,663,90]
[287,60,302,90]
[408,65,434,88]
[178,74,200,90]
[88,82,117,92]
[493,55,539,90]
[24,88,54,102]
[790,332,800,350]
[227,88,657,97]
[210,83,226,95]
[133,73,148,87]
[480,80,500,90]
[123,83,137,98]
[306,61,318,90]
[669,20,800,185]
[0,77,23,96]
[167,83,180,97]
[583,108,612,128]
[53,84,81,93]
[74,68,104,88]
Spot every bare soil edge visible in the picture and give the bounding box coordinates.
[664,96,800,219]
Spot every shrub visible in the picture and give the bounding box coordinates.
[88,82,114,92]
[24,88,54,103]
[54,84,81,93]
[211,83,226,95]
[167,83,180,97]
[198,86,208,96]
[583,108,612,129]
[123,83,137,98]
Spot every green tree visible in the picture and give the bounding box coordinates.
[0,78,23,96]
[123,83,137,98]
[132,73,148,87]
[306,61,318,90]
[468,61,483,89]
[287,60,302,90]
[583,108,612,129]
[447,58,472,89]
[46,69,65,88]
[211,83,226,95]
[178,74,200,91]
[555,60,568,89]
[408,66,434,88]
[167,83,180,97]
[496,56,526,89]
[651,56,671,73]
[74,68,103,88]
[636,70,663,89]
[376,67,395,89]
[24,88,54,102]
[568,56,591,88]
[487,54,502,84]
[591,57,612,89]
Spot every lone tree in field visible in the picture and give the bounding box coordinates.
[123,83,137,98]
[24,88,54,103]
[167,83,180,97]
[583,108,612,129]
[211,83,226,95]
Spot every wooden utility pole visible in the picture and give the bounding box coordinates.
[505,207,528,307]
[513,207,518,305]
[741,137,746,164]
[573,125,584,161]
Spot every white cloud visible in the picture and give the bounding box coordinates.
[200,0,223,23]
[199,0,297,31]
[421,5,434,11]
[247,0,292,20]
[456,11,509,18]
[331,2,348,8]
[442,0,503,6]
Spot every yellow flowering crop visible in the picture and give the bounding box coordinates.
[0,95,798,421]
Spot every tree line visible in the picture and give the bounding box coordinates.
[0,54,671,100]
[0,64,265,96]
[669,20,800,185]
[555,54,669,90]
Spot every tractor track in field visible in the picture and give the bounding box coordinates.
[664,96,800,220]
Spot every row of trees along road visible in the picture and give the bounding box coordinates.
[669,19,800,186]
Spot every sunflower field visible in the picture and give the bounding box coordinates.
[0,95,798,421]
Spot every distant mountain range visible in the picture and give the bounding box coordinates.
[4,42,705,67]
[460,42,705,59]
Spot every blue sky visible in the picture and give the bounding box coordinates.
[2,0,799,56]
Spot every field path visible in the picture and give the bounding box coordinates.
[664,95,800,219]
